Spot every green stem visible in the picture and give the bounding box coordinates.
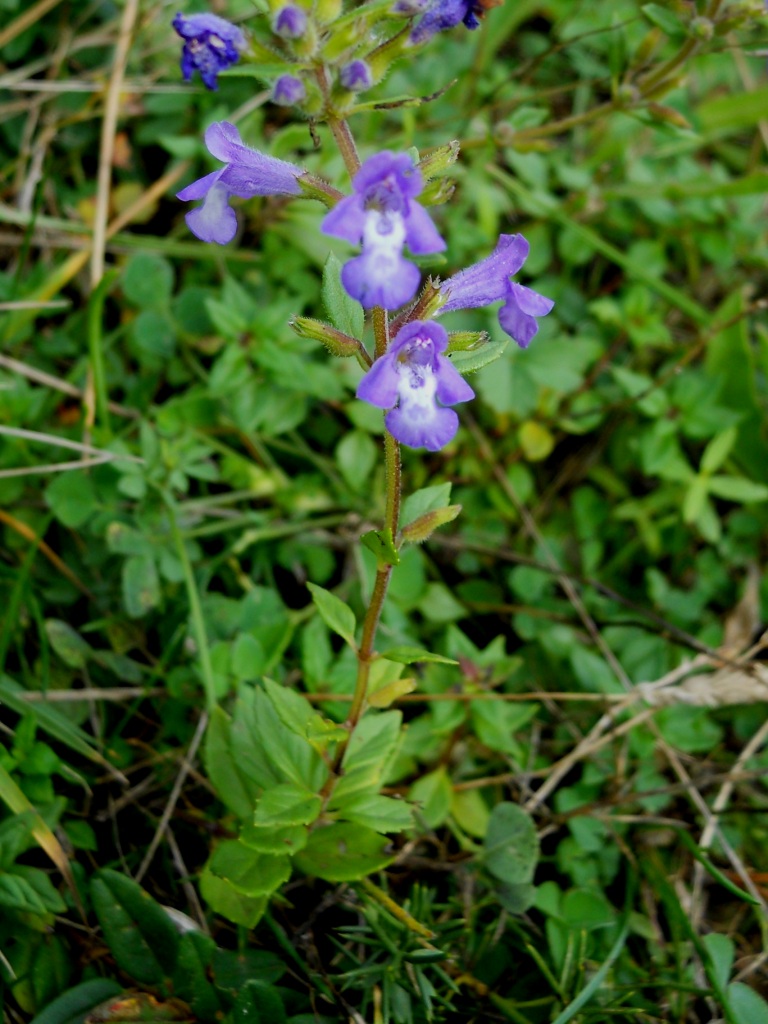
[87,269,119,440]
[346,312,400,732]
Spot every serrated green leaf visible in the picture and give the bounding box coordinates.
[240,821,308,856]
[728,982,768,1024]
[336,430,377,491]
[401,483,452,530]
[494,880,537,914]
[700,426,738,475]
[707,475,768,503]
[332,711,402,804]
[482,803,539,885]
[683,475,709,525]
[307,582,357,648]
[44,472,97,529]
[122,554,160,618]
[253,782,322,828]
[337,792,413,833]
[322,252,364,339]
[367,676,417,708]
[200,864,267,928]
[208,840,291,898]
[203,707,258,819]
[294,822,395,881]
[409,767,453,829]
[0,873,48,914]
[379,646,458,666]
[44,620,91,669]
[123,253,174,309]
[249,687,328,791]
[12,865,67,913]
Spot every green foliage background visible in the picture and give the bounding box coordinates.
[1,0,768,1021]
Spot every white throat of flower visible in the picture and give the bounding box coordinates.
[363,208,406,259]
[397,361,437,422]
[198,183,230,233]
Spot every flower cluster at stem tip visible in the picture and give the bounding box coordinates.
[172,12,244,90]
[172,6,554,451]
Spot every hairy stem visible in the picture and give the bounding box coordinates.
[346,312,400,732]
[316,79,401,775]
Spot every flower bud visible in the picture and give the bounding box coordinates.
[446,330,489,353]
[272,4,307,38]
[401,505,462,543]
[289,317,362,357]
[690,16,714,39]
[419,177,455,206]
[340,59,373,92]
[272,74,306,106]
[417,141,460,180]
[315,0,343,22]
[647,102,692,130]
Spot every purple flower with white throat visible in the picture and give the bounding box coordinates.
[322,152,445,311]
[177,121,303,245]
[172,12,245,90]
[439,233,554,348]
[357,321,474,451]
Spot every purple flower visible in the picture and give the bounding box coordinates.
[172,12,245,90]
[439,233,554,348]
[340,59,373,92]
[272,4,307,38]
[409,0,490,43]
[272,74,306,106]
[357,321,474,450]
[322,152,445,311]
[177,122,303,244]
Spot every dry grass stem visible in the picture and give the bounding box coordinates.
[135,712,209,884]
